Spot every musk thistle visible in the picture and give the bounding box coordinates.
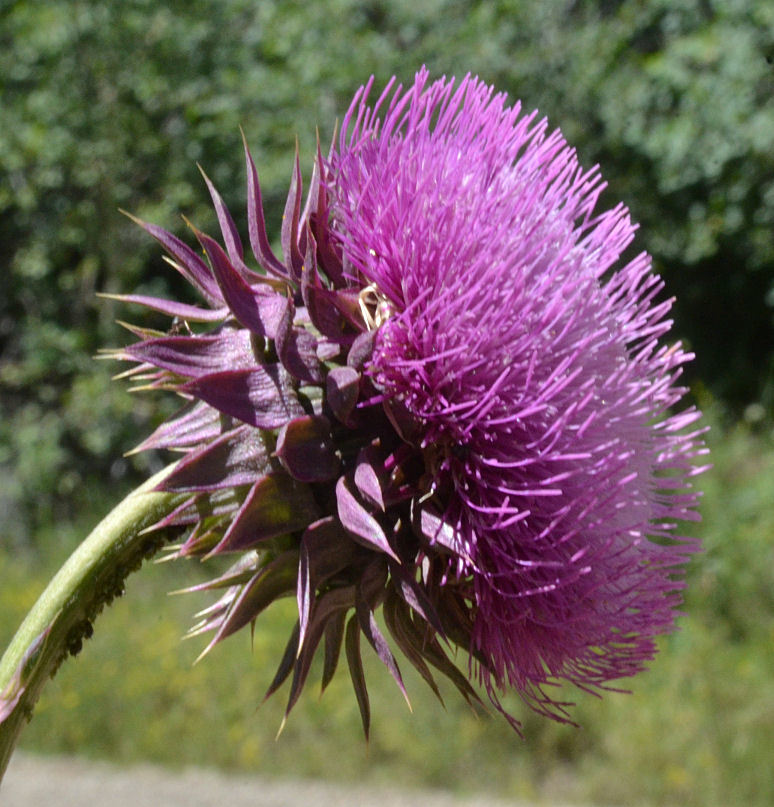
[1,70,707,745]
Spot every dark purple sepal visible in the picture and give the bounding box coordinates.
[275,297,323,384]
[316,339,343,362]
[275,415,339,483]
[296,536,312,653]
[130,215,224,307]
[281,146,305,282]
[199,166,244,264]
[300,241,352,341]
[263,622,300,703]
[345,613,370,740]
[182,366,303,429]
[326,366,360,426]
[157,425,272,492]
[298,516,359,643]
[165,487,243,530]
[300,143,321,234]
[382,396,422,444]
[257,294,291,341]
[354,445,386,511]
[302,517,358,579]
[335,475,400,561]
[334,289,370,332]
[299,220,318,286]
[174,551,261,594]
[312,214,344,289]
[199,551,298,657]
[347,329,377,370]
[391,590,483,710]
[285,586,355,719]
[197,231,287,339]
[210,471,319,554]
[101,293,227,322]
[199,173,287,292]
[435,594,484,666]
[358,555,388,605]
[301,284,353,344]
[131,400,222,453]
[125,329,256,380]
[382,589,444,706]
[413,600,484,706]
[243,134,288,279]
[309,149,345,287]
[146,495,198,531]
[320,610,347,693]
[355,588,410,706]
[412,501,469,560]
[387,560,446,638]
[303,286,352,342]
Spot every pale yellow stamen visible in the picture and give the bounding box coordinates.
[358,283,393,330]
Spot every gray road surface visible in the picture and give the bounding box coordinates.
[1,752,579,807]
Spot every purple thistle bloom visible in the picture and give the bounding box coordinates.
[114,69,707,732]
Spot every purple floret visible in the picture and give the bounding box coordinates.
[331,69,706,717]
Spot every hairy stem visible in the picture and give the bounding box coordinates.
[0,465,184,781]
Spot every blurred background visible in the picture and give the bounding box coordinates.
[1,1,772,804]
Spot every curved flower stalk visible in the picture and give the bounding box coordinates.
[0,69,708,753]
[0,466,184,779]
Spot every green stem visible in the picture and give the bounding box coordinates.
[0,465,185,781]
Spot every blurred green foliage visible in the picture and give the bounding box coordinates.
[1,413,773,806]
[1,0,772,543]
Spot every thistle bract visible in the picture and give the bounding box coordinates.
[115,69,706,732]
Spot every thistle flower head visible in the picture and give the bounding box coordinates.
[114,69,706,732]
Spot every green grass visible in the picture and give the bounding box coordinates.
[2,411,772,806]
